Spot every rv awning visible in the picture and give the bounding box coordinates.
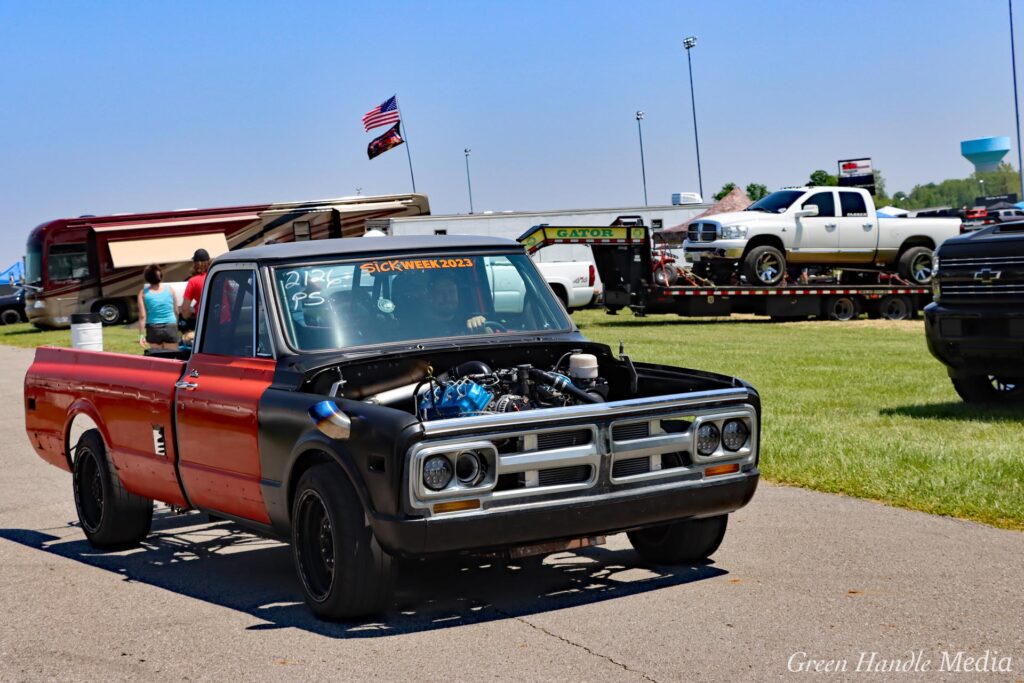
[108,233,230,268]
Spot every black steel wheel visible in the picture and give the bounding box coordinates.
[951,375,1024,404]
[627,514,728,564]
[291,463,395,620]
[0,308,22,325]
[742,246,786,286]
[72,429,153,548]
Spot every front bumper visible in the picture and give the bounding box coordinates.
[371,469,759,556]
[924,302,1024,375]
[683,239,747,262]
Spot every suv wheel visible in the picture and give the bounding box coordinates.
[951,375,1024,404]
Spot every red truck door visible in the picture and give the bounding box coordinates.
[175,266,276,523]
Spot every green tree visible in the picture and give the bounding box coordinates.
[714,182,737,201]
[745,183,769,201]
[809,169,838,186]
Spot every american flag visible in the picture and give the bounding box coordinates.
[362,96,400,132]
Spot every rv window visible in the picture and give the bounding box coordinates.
[47,244,90,281]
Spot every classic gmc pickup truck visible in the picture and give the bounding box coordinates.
[24,235,761,620]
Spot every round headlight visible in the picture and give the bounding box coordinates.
[455,450,487,487]
[423,455,453,491]
[722,419,749,451]
[696,423,720,456]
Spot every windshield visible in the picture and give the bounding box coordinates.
[745,190,805,214]
[25,242,42,285]
[273,252,572,351]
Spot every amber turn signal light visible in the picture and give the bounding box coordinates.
[704,463,740,477]
[432,499,481,514]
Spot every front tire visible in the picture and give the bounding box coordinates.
[742,246,786,286]
[95,300,128,326]
[72,429,153,549]
[291,464,395,620]
[628,515,728,564]
[0,308,21,325]
[951,375,1024,404]
[897,246,934,285]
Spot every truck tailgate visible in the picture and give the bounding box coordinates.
[24,346,189,506]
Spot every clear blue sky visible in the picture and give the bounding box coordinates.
[1,0,1021,266]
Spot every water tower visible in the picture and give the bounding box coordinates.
[961,136,1011,172]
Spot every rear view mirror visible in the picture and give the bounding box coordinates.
[795,205,820,218]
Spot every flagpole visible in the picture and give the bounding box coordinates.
[396,97,416,193]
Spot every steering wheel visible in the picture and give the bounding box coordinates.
[482,319,508,333]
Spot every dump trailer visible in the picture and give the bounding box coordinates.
[518,225,931,321]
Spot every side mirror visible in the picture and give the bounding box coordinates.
[794,205,819,218]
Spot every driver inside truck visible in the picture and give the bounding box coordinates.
[393,271,488,336]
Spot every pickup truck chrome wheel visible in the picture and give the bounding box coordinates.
[71,429,153,548]
[291,463,395,619]
[627,514,728,564]
[897,246,934,285]
[741,245,786,287]
[951,374,1024,404]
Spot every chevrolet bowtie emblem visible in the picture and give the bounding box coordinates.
[973,268,1002,284]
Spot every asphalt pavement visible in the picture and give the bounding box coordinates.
[0,345,1021,682]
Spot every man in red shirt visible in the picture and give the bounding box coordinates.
[181,248,210,331]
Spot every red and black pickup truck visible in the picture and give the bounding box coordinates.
[24,235,761,620]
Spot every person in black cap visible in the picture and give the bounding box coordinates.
[180,248,211,331]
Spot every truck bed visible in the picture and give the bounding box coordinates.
[24,347,189,506]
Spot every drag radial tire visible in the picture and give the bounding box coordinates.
[742,245,786,286]
[627,514,728,564]
[291,463,395,620]
[951,375,1024,404]
[897,246,934,285]
[72,429,153,549]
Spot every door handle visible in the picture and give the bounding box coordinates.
[862,223,873,229]
[175,380,199,391]
[825,223,837,230]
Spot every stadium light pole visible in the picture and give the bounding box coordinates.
[683,36,704,201]
[1011,0,1024,198]
[464,148,474,215]
[636,111,648,206]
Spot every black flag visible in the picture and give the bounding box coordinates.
[367,122,404,160]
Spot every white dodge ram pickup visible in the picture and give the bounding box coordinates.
[683,187,961,286]
[535,261,598,310]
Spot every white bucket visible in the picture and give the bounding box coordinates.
[70,313,103,352]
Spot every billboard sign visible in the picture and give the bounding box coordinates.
[837,158,876,195]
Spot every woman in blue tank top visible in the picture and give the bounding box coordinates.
[137,264,180,350]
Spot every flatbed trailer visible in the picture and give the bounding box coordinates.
[518,224,932,321]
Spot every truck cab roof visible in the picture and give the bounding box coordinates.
[216,234,522,264]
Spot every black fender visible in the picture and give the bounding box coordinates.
[257,387,423,537]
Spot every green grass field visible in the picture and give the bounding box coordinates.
[4,311,1023,530]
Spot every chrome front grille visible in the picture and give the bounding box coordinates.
[687,222,718,243]
[942,255,1024,268]
[940,283,1024,296]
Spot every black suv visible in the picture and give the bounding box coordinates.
[925,222,1024,402]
